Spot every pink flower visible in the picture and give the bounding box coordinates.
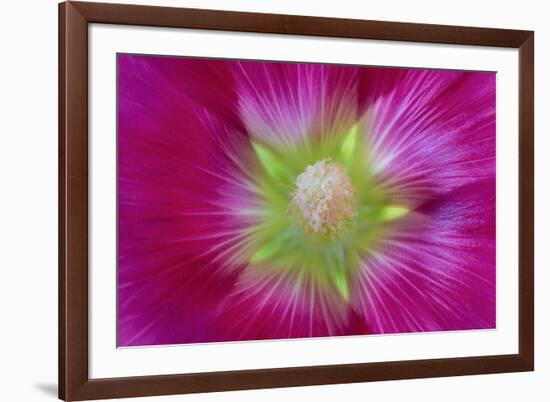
[118,55,495,346]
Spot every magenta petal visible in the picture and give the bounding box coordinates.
[352,69,496,334]
[211,269,359,341]
[121,54,244,130]
[358,67,409,108]
[362,69,496,206]
[352,179,496,334]
[231,61,360,147]
[117,55,255,346]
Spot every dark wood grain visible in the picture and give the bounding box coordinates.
[59,1,534,400]
[72,1,531,48]
[59,2,89,400]
[69,354,528,401]
[518,33,535,370]
[58,4,66,399]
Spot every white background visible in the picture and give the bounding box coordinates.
[0,0,547,401]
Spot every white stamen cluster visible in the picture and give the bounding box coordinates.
[289,159,357,237]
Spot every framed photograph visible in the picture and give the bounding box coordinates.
[59,1,534,400]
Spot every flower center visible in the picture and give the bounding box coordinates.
[289,159,357,238]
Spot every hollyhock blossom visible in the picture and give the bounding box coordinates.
[118,54,495,346]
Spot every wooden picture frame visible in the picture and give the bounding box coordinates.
[59,1,534,400]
